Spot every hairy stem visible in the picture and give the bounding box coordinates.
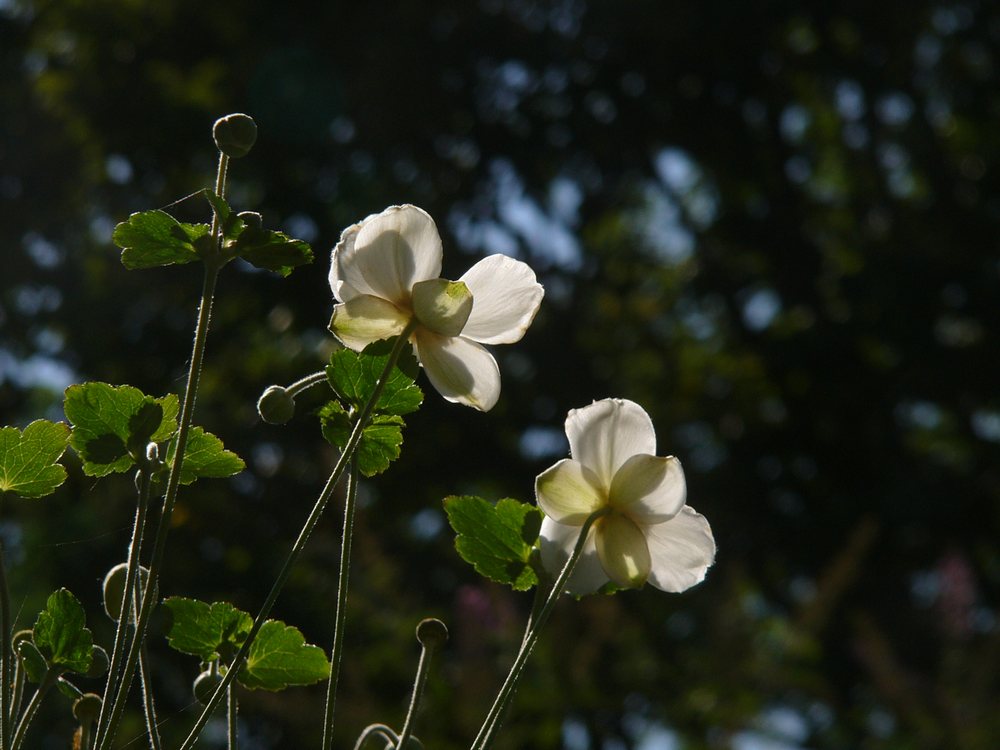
[178,326,416,750]
[227,684,238,750]
[351,724,400,750]
[0,540,12,750]
[10,670,56,750]
[396,643,433,750]
[320,455,359,750]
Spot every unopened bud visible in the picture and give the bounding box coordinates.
[415,618,448,650]
[213,113,257,159]
[257,385,296,425]
[73,693,102,725]
[238,211,263,230]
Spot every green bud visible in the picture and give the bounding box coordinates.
[86,645,109,678]
[257,385,296,425]
[415,618,448,650]
[213,113,258,158]
[73,693,102,725]
[193,669,225,705]
[238,211,263,230]
[102,563,156,623]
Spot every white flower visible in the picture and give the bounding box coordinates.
[328,205,544,411]
[536,398,715,595]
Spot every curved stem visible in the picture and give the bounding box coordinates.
[470,509,608,750]
[0,540,12,750]
[396,643,434,750]
[227,683,237,750]
[94,463,153,747]
[179,326,417,750]
[286,370,329,398]
[352,724,400,750]
[96,152,229,750]
[138,641,162,750]
[10,670,56,750]
[320,455,359,750]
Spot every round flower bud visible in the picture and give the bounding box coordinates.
[257,385,296,425]
[238,211,263,230]
[73,693,102,725]
[415,618,448,650]
[398,738,425,750]
[87,645,109,678]
[213,113,257,159]
[193,669,224,705]
[102,563,156,623]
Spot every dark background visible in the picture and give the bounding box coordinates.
[2,1,998,748]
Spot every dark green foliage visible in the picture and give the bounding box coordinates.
[0,420,69,498]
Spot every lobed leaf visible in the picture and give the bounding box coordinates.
[231,226,313,277]
[318,401,405,477]
[162,597,253,662]
[443,496,543,591]
[164,427,245,485]
[0,420,70,499]
[32,589,94,675]
[113,210,210,270]
[64,383,178,476]
[326,344,423,417]
[239,620,330,691]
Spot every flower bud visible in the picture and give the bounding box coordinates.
[257,385,296,425]
[73,693,102,725]
[238,211,263,230]
[213,113,257,159]
[415,618,448,650]
[102,563,156,623]
[87,645,109,678]
[193,669,224,705]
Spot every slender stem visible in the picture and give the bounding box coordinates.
[320,455,359,750]
[0,540,12,750]
[396,644,433,750]
[10,670,56,750]
[286,370,329,398]
[227,684,237,750]
[138,642,162,750]
[96,152,229,750]
[94,463,152,747]
[178,325,417,750]
[9,662,22,726]
[351,724,399,750]
[79,723,92,750]
[471,509,608,750]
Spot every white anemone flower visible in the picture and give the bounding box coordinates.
[536,398,715,595]
[328,205,544,411]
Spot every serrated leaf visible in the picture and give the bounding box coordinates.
[319,401,404,477]
[162,598,253,662]
[326,344,423,417]
[444,496,543,591]
[239,620,330,691]
[17,641,47,683]
[231,226,313,277]
[0,420,70,499]
[33,589,93,675]
[164,427,245,485]
[113,210,210,270]
[202,190,243,241]
[64,383,179,476]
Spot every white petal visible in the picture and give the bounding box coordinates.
[566,399,656,490]
[411,279,473,337]
[411,330,501,411]
[534,458,605,525]
[609,455,686,523]
[595,514,651,589]
[644,506,716,593]
[539,516,608,596]
[459,255,544,344]
[328,296,411,351]
[331,205,443,305]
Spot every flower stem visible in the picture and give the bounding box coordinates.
[0,539,12,750]
[138,641,162,750]
[320,455,359,750]
[93,462,153,749]
[286,370,329,398]
[470,509,608,750]
[10,669,56,750]
[227,683,238,750]
[178,326,417,750]
[351,724,399,750]
[396,641,434,750]
[95,150,229,750]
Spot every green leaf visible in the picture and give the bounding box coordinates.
[239,620,330,691]
[17,641,47,683]
[64,383,179,476]
[164,427,245,485]
[443,496,543,591]
[162,597,252,662]
[113,210,210,270]
[32,589,94,675]
[326,344,423,417]
[231,226,313,277]
[318,401,404,477]
[202,189,245,241]
[0,420,70,499]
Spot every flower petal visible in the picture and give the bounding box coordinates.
[566,399,656,490]
[595,513,651,589]
[412,279,473,337]
[535,458,605,525]
[331,205,443,305]
[539,516,608,596]
[411,330,501,411]
[459,254,544,344]
[329,296,411,351]
[644,506,716,593]
[609,455,686,523]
